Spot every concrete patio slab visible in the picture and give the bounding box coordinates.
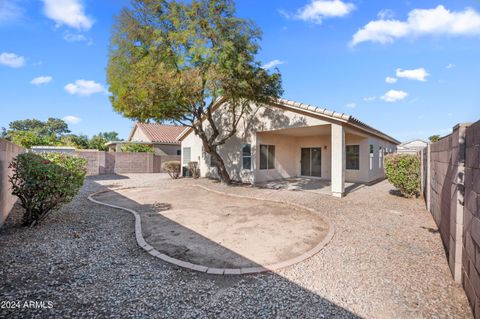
[255,177,364,195]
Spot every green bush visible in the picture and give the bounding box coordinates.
[9,152,87,226]
[120,143,154,153]
[188,161,200,179]
[384,154,421,198]
[163,161,181,179]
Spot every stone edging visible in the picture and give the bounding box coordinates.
[88,185,335,275]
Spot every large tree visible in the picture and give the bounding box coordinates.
[9,118,70,138]
[107,0,282,184]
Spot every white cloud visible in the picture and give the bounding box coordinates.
[345,102,356,108]
[290,0,355,24]
[63,115,81,124]
[446,63,456,69]
[350,5,480,46]
[363,96,376,101]
[381,90,408,102]
[42,0,93,30]
[385,76,397,84]
[377,9,394,20]
[396,67,429,81]
[64,32,87,42]
[30,76,53,85]
[261,59,285,69]
[0,0,23,23]
[64,80,106,96]
[63,32,93,45]
[0,52,25,68]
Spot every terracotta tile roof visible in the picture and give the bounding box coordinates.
[133,123,186,144]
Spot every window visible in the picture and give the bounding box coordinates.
[260,144,275,170]
[346,145,360,170]
[177,149,181,156]
[210,154,218,167]
[182,147,191,165]
[379,146,383,168]
[369,144,374,170]
[242,144,252,170]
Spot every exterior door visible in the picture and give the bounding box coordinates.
[301,147,321,177]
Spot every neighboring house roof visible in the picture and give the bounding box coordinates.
[399,139,429,147]
[128,123,185,144]
[177,97,401,145]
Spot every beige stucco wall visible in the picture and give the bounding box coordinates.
[130,127,150,142]
[154,144,181,156]
[254,133,332,183]
[181,102,397,185]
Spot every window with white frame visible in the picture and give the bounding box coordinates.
[242,144,251,170]
[379,146,383,168]
[259,144,275,170]
[346,145,360,170]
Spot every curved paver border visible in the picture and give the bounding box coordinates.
[88,184,335,275]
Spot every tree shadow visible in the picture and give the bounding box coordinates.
[81,177,361,317]
[203,104,309,182]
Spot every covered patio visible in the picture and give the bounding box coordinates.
[254,123,369,197]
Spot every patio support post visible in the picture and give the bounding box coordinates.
[331,123,345,197]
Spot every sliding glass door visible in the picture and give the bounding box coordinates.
[301,147,322,177]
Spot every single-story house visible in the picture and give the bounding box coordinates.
[396,139,428,154]
[178,98,400,197]
[106,123,185,155]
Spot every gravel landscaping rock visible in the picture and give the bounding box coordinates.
[0,174,472,318]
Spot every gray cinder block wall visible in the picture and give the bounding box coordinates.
[75,150,180,175]
[421,121,480,318]
[463,121,480,318]
[0,139,25,226]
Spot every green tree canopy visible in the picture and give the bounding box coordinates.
[4,117,121,150]
[428,135,441,143]
[9,118,70,138]
[107,0,283,183]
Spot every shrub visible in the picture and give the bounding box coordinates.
[121,143,154,153]
[188,161,200,179]
[9,152,87,226]
[384,154,421,198]
[163,161,181,179]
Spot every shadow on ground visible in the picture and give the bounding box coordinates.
[0,175,361,318]
[92,184,329,269]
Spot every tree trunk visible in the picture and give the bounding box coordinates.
[209,149,231,184]
[22,207,35,227]
[198,138,232,184]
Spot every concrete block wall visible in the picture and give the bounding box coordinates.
[421,121,479,318]
[75,150,180,175]
[114,152,154,174]
[463,120,480,318]
[0,139,25,225]
[76,150,103,175]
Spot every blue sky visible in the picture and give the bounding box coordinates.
[1,0,479,141]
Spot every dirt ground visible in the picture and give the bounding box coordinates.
[0,174,472,318]
[94,185,329,268]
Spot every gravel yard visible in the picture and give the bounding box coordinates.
[0,174,472,318]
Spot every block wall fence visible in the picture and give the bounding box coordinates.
[0,144,180,225]
[0,139,25,226]
[75,150,180,176]
[420,120,480,318]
